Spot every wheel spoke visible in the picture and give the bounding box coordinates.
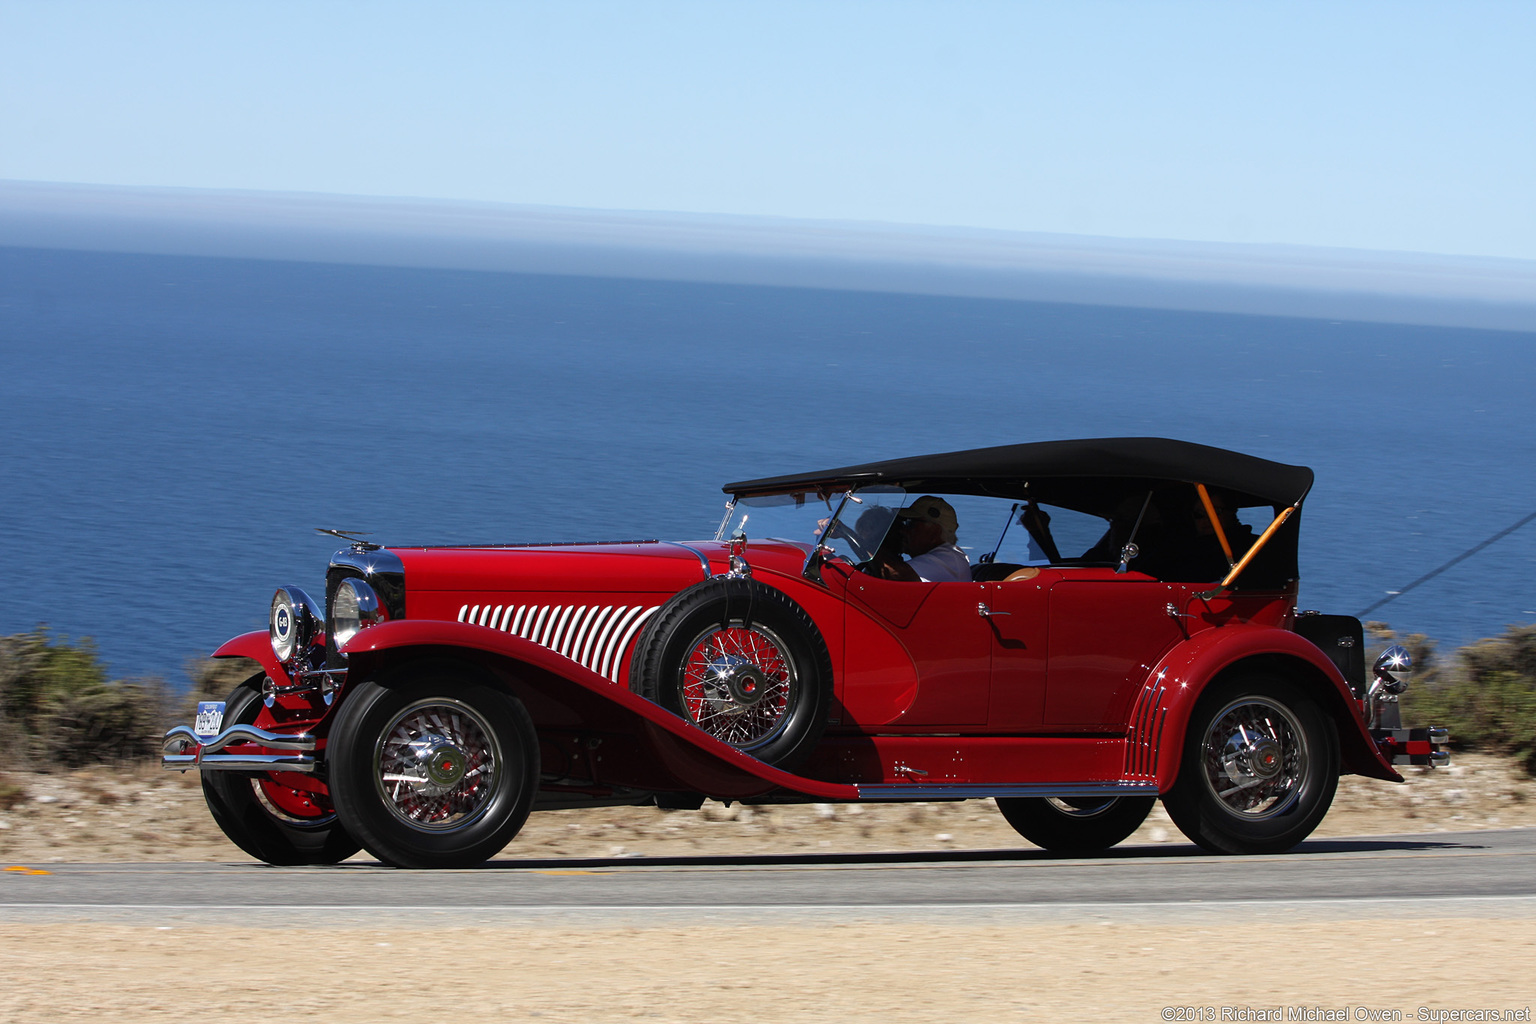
[374,698,501,832]
[1201,696,1307,820]
[678,622,796,750]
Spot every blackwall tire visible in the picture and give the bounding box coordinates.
[995,795,1156,854]
[630,577,831,770]
[328,667,540,869]
[1162,674,1340,855]
[201,676,361,866]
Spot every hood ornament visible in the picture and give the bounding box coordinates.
[317,528,381,552]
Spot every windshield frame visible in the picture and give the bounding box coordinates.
[716,485,907,562]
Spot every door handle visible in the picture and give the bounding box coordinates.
[978,602,1011,617]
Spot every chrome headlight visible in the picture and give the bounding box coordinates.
[331,578,386,650]
[270,586,322,662]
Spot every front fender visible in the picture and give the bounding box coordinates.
[340,619,857,800]
[1142,625,1401,790]
[212,631,292,688]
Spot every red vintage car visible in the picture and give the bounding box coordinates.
[164,438,1446,867]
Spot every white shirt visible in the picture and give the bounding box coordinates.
[906,542,971,582]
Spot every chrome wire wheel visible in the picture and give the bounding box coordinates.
[633,578,832,769]
[331,674,539,868]
[1163,675,1339,855]
[677,622,797,749]
[1197,696,1308,821]
[372,698,502,832]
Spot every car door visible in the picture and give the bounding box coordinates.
[976,571,1051,731]
[843,574,992,726]
[1044,574,1189,730]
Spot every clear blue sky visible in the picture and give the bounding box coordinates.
[3,1,1533,260]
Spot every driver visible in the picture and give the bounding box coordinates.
[865,496,970,582]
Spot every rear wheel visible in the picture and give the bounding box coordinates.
[201,677,360,865]
[995,795,1155,854]
[328,666,540,868]
[1162,674,1339,854]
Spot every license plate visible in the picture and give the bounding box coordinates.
[194,701,226,738]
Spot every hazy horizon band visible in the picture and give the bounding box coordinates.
[4,179,1533,333]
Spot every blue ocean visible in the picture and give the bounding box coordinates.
[2,245,1534,684]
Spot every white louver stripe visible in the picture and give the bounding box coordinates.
[457,601,661,682]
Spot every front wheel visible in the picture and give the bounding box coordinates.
[328,667,540,868]
[201,677,361,865]
[1162,674,1339,855]
[995,795,1156,854]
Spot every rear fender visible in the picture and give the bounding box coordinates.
[1145,625,1401,791]
[341,619,857,801]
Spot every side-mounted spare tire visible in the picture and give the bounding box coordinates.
[630,576,832,771]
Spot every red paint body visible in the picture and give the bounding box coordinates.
[220,532,1399,804]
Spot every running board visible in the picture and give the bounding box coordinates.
[852,782,1161,801]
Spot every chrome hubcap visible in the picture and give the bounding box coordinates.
[702,654,770,713]
[374,700,500,831]
[1201,697,1307,820]
[1223,733,1283,783]
[409,735,470,790]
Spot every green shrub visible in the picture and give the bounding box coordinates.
[0,628,171,768]
[0,629,259,771]
[1395,623,1536,774]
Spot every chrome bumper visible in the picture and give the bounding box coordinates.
[1373,725,1450,767]
[161,723,318,773]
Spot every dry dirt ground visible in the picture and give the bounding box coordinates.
[0,753,1532,863]
[2,758,1533,1022]
[2,918,1532,1023]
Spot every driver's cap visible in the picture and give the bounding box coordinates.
[897,495,958,541]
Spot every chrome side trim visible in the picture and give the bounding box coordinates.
[162,753,317,773]
[162,724,317,755]
[663,541,714,580]
[1125,675,1168,779]
[852,782,1161,801]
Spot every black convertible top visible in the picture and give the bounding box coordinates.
[724,437,1313,511]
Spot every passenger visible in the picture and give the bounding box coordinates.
[864,496,970,582]
[1084,489,1258,582]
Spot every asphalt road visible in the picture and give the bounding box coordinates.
[6,828,1535,925]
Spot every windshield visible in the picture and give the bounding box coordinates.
[717,486,907,561]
